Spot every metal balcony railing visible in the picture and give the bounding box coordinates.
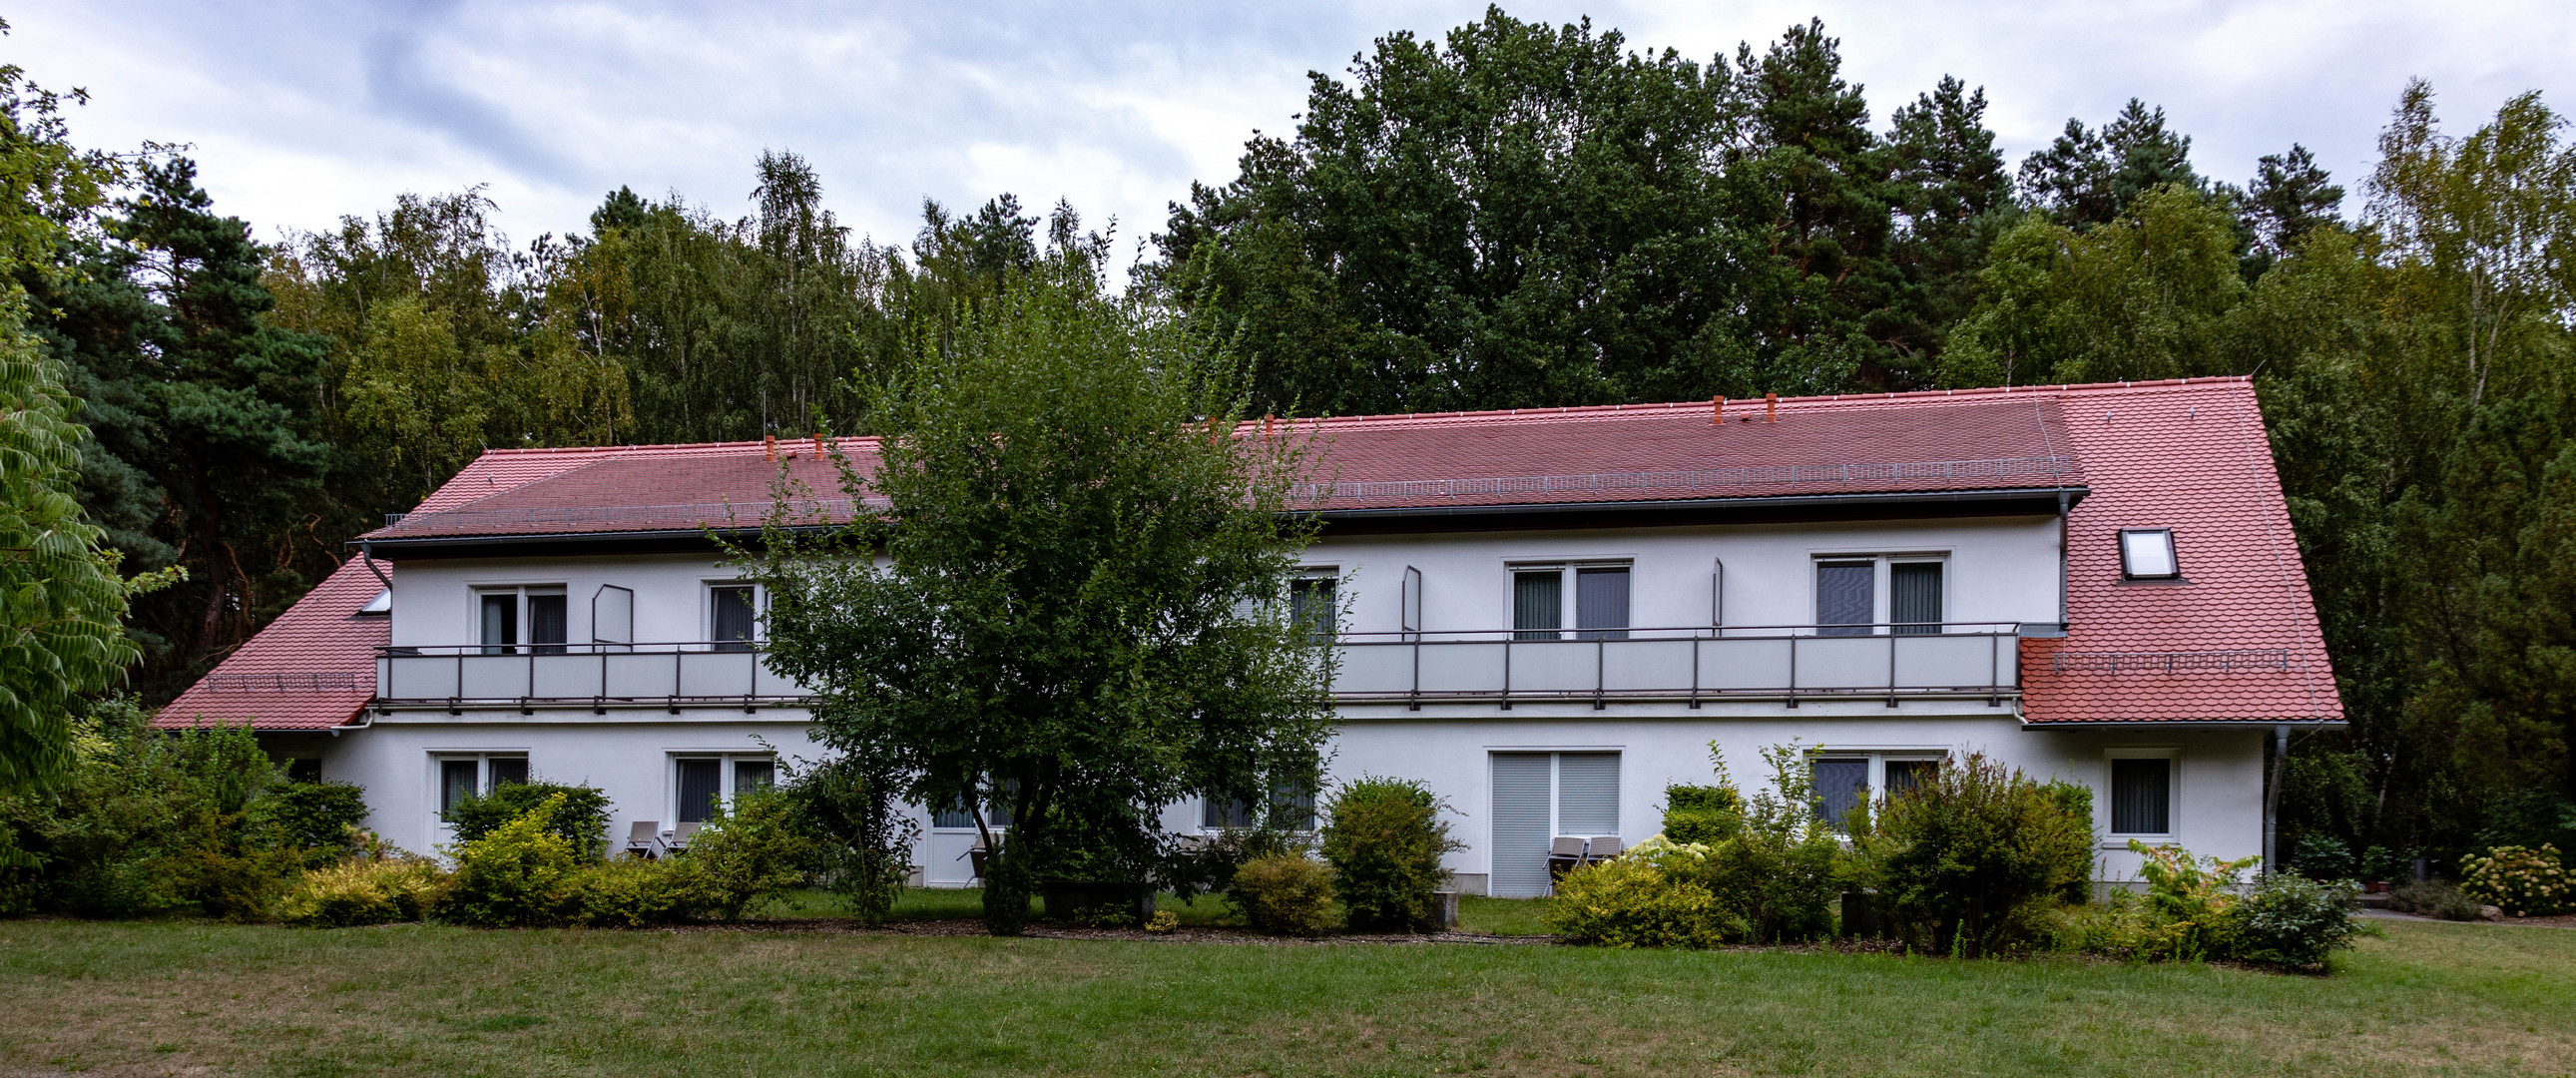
[1327,624,2024,709]
[373,623,2024,714]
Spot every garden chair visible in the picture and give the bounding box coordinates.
[1547,835,1586,884]
[1584,835,1623,862]
[667,820,703,852]
[623,820,661,858]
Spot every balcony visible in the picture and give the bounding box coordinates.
[1327,624,2023,709]
[374,623,2022,714]
[375,644,816,713]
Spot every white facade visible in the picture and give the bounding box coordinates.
[261,508,2268,895]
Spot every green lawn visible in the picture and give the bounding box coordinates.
[4,909,2570,1077]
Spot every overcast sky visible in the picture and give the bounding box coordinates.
[14,1,2576,272]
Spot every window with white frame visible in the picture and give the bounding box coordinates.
[1202,778,1320,831]
[435,753,530,814]
[1807,751,1948,827]
[2106,750,2179,838]
[1510,562,1630,641]
[930,781,1018,829]
[708,583,761,651]
[672,754,774,823]
[475,586,568,654]
[1814,556,1946,636]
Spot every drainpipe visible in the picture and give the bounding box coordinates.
[2264,725,2289,874]
[2055,490,2070,633]
[357,540,393,592]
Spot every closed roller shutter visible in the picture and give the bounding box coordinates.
[1556,752,1621,835]
[1489,754,1554,898]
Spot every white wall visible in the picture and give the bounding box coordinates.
[388,552,764,649]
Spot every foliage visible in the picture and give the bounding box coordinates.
[1658,782,1744,846]
[566,857,691,928]
[671,791,812,922]
[1669,743,1849,943]
[743,265,1334,935]
[247,781,369,866]
[0,700,309,917]
[1167,823,1307,902]
[2223,873,2362,969]
[1227,853,1336,935]
[2459,844,2570,916]
[1855,753,2098,956]
[273,856,448,927]
[774,752,916,927]
[437,795,580,927]
[1318,777,1462,932]
[2387,878,2484,921]
[439,780,613,858]
[1544,852,1734,949]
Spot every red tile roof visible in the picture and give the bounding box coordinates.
[192,375,2338,728]
[2014,379,2340,725]
[154,557,387,731]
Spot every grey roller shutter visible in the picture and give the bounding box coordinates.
[1489,754,1554,897]
[1816,561,1873,637]
[1575,568,1630,641]
[1891,562,1942,635]
[1556,752,1621,834]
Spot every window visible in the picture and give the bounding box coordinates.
[2110,756,2175,835]
[1816,560,1874,636]
[710,585,759,651]
[1890,562,1943,635]
[476,587,567,654]
[435,753,530,813]
[285,758,324,784]
[1575,567,1630,641]
[1884,760,1940,798]
[1490,752,1621,897]
[1512,570,1562,640]
[1809,758,1868,825]
[1289,575,1337,641]
[931,781,1017,829]
[1202,779,1319,830]
[673,754,775,823]
[1808,752,1946,825]
[2120,529,2180,580]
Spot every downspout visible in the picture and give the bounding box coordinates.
[2265,724,2289,875]
[2056,490,2070,633]
[357,540,394,592]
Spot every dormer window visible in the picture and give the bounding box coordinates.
[2119,529,2180,580]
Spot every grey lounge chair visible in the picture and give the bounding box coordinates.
[623,820,661,858]
[1585,835,1624,862]
[667,820,704,852]
[1547,835,1586,884]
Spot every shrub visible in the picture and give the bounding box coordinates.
[2286,832,2355,881]
[438,796,580,927]
[1856,753,2097,956]
[248,781,370,866]
[1168,824,1306,903]
[1660,784,1744,846]
[567,857,690,928]
[2219,873,2360,969]
[275,857,449,927]
[2461,844,2571,916]
[1319,777,1461,932]
[1545,852,1736,948]
[440,780,613,857]
[1228,853,1336,935]
[2389,878,2483,921]
[774,755,916,927]
[674,791,812,921]
[1667,744,1848,943]
[2133,839,2259,959]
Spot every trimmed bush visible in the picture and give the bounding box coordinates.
[1857,752,2097,956]
[2220,873,2360,969]
[2461,844,2570,916]
[248,781,370,866]
[674,792,812,922]
[2389,878,2483,920]
[440,781,613,858]
[568,857,690,928]
[438,796,579,927]
[275,857,449,927]
[1546,851,1736,948]
[1319,777,1461,932]
[1228,853,1335,935]
[1659,784,1743,846]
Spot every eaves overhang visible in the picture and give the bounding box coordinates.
[1312,485,2089,534]
[351,525,839,560]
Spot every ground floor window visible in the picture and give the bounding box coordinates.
[434,753,529,814]
[2107,751,2179,838]
[1807,751,1948,827]
[673,754,774,823]
[1202,780,1319,831]
[1490,751,1620,898]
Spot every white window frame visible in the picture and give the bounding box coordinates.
[1504,559,1635,636]
[429,751,530,817]
[668,752,776,823]
[1807,552,1950,635]
[469,584,569,651]
[703,580,766,649]
[2102,747,2183,845]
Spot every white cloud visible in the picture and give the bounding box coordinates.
[12,0,2574,276]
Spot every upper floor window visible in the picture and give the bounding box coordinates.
[1815,557,1945,635]
[477,586,566,654]
[1512,563,1630,641]
[710,584,759,651]
[1816,560,1873,636]
[2119,529,2180,580]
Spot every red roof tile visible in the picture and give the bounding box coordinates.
[155,557,387,731]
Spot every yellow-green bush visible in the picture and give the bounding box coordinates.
[274,857,449,927]
[1229,853,1336,935]
[437,795,579,926]
[2461,844,2570,917]
[1544,853,1737,948]
[567,857,690,927]
[672,792,813,922]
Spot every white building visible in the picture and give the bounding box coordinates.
[160,377,2342,896]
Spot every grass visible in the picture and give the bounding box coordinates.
[4,911,2572,1077]
[761,887,1554,934]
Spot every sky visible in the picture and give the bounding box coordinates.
[14,1,2576,274]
